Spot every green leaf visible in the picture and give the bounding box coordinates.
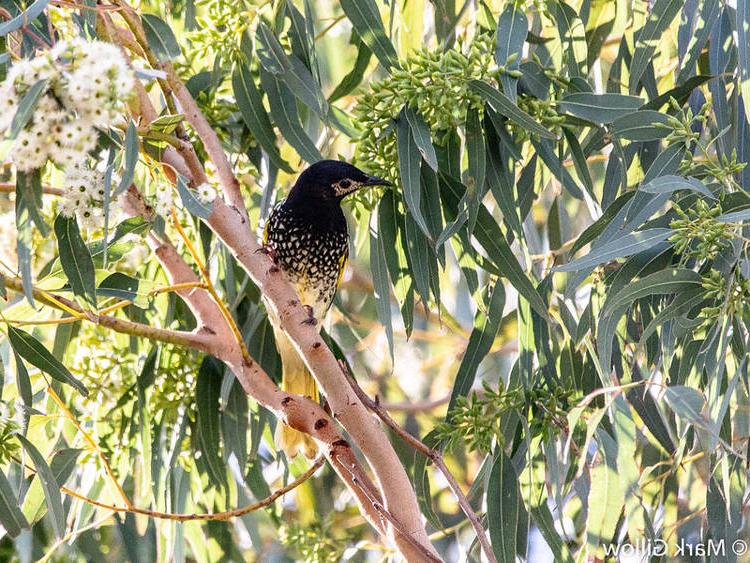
[16,435,64,539]
[556,228,673,272]
[440,175,548,318]
[597,269,702,370]
[9,79,47,140]
[0,0,49,36]
[176,175,214,219]
[664,386,706,425]
[488,450,528,562]
[413,429,446,531]
[558,93,643,124]
[447,283,505,411]
[586,429,625,552]
[403,107,438,171]
[0,469,29,537]
[470,80,556,139]
[116,121,139,197]
[553,1,587,78]
[677,0,719,84]
[402,213,434,308]
[640,75,712,111]
[255,23,328,116]
[16,170,48,236]
[97,272,141,303]
[196,356,227,489]
[495,2,527,102]
[54,214,97,309]
[259,67,322,164]
[141,14,181,62]
[629,0,683,92]
[639,175,715,199]
[340,0,399,70]
[7,326,88,396]
[232,63,293,173]
[370,213,393,359]
[397,110,432,240]
[531,137,583,199]
[465,107,486,232]
[611,110,672,141]
[569,192,635,257]
[329,33,372,102]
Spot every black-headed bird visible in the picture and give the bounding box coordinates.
[263,160,391,458]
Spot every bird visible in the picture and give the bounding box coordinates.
[262,159,392,458]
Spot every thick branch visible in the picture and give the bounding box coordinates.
[208,199,438,559]
[345,368,497,563]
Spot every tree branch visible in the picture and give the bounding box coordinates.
[60,456,325,521]
[344,367,497,563]
[2,275,214,351]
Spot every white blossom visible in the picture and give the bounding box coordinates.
[0,38,135,176]
[196,182,218,204]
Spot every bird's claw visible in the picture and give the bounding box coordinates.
[255,244,278,264]
[301,305,317,326]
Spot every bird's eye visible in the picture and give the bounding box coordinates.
[339,179,351,190]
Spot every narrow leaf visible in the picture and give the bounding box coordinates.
[404,107,438,171]
[141,14,181,62]
[116,121,139,196]
[0,469,29,537]
[16,435,64,539]
[176,175,214,219]
[447,283,505,411]
[558,93,643,124]
[0,0,50,37]
[340,0,399,70]
[7,326,88,396]
[469,80,556,139]
[556,228,672,272]
[488,450,528,562]
[629,0,683,92]
[54,214,97,308]
[232,64,293,173]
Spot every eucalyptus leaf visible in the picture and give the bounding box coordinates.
[142,14,181,62]
[340,0,399,70]
[7,326,88,396]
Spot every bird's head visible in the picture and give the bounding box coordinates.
[286,160,392,206]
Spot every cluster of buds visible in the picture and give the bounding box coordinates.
[518,96,564,129]
[700,269,750,322]
[0,39,135,172]
[354,34,496,182]
[669,200,732,261]
[653,98,709,148]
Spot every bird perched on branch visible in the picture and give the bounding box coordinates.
[262,160,392,458]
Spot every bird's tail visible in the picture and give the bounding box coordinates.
[271,323,319,459]
[277,366,319,459]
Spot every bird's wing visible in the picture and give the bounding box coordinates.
[336,245,349,289]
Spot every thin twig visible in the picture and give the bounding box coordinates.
[2,275,213,351]
[0,182,64,195]
[344,365,497,563]
[47,387,133,509]
[60,457,324,521]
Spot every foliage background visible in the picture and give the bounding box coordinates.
[0,0,750,561]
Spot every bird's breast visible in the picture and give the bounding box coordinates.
[265,205,349,314]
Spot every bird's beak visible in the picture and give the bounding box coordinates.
[364,175,393,187]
